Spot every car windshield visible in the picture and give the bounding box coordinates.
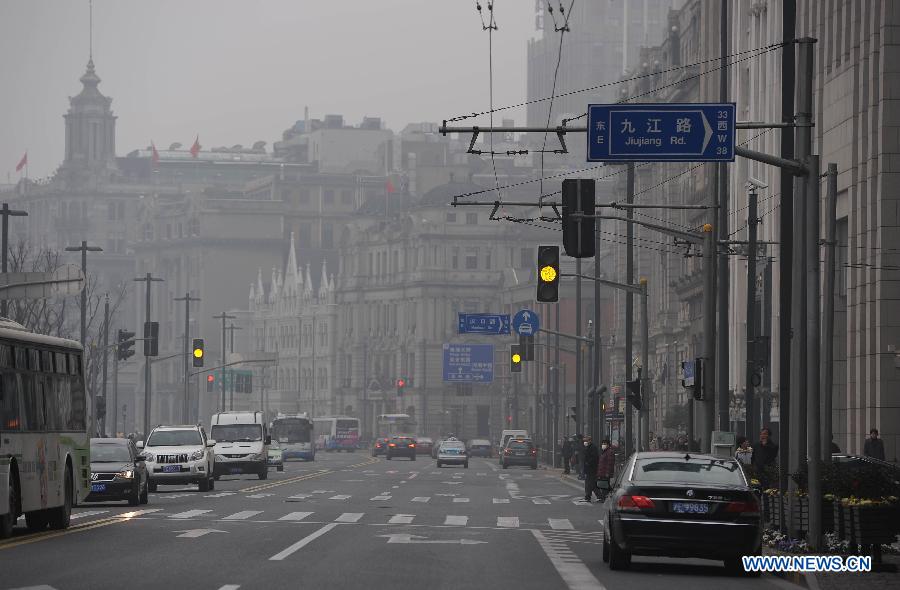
[146,429,202,447]
[273,421,311,443]
[442,442,465,450]
[633,458,745,485]
[211,424,262,442]
[508,441,532,449]
[91,444,132,462]
[393,438,414,444]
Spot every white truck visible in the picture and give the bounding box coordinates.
[210,411,270,480]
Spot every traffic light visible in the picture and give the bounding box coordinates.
[396,378,406,397]
[192,338,205,367]
[561,178,596,258]
[510,345,522,373]
[143,321,159,356]
[626,371,643,411]
[536,245,560,303]
[117,329,136,361]
[519,333,535,361]
[206,374,215,393]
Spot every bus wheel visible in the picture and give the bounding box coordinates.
[0,471,17,538]
[47,465,72,530]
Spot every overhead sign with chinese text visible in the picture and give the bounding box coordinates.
[587,103,736,162]
[457,313,510,335]
[442,343,494,383]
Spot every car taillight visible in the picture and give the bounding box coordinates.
[531,449,537,455]
[409,444,416,448]
[725,500,759,514]
[617,495,655,511]
[388,443,396,447]
[504,449,511,455]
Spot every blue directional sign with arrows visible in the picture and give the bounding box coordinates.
[442,343,494,383]
[587,103,736,162]
[457,313,510,335]
[512,309,540,336]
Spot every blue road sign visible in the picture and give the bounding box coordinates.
[457,313,511,335]
[587,103,736,162]
[512,309,540,336]
[442,343,494,383]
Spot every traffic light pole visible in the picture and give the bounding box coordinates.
[100,294,109,437]
[214,312,237,413]
[1,204,28,318]
[112,338,119,436]
[640,280,650,452]
[134,272,163,440]
[174,293,201,424]
[625,162,635,459]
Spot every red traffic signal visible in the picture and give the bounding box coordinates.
[207,374,215,383]
[396,378,406,388]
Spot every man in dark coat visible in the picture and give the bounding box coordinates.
[864,428,885,460]
[561,437,574,474]
[582,435,601,502]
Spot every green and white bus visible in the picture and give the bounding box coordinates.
[0,319,89,538]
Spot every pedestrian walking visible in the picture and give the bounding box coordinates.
[734,436,753,465]
[574,434,585,480]
[864,428,885,460]
[751,428,778,489]
[582,435,601,502]
[561,437,574,474]
[596,438,615,501]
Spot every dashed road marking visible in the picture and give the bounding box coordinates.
[335,513,364,523]
[531,529,606,590]
[223,511,263,520]
[452,497,470,503]
[278,512,314,521]
[269,523,341,561]
[411,497,430,503]
[169,510,212,519]
[497,517,519,528]
[549,518,574,530]
[444,515,468,526]
[388,514,415,524]
[493,498,510,504]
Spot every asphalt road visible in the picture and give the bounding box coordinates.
[0,452,794,590]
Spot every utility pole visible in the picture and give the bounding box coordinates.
[554,303,560,465]
[640,279,650,452]
[112,332,119,436]
[593,217,602,443]
[822,163,838,464]
[214,312,236,412]
[65,240,103,347]
[0,203,28,318]
[625,162,635,458]
[716,0,730,434]
[702,221,716,452]
[744,185,759,439]
[575,257,582,435]
[100,294,109,437]
[134,272,163,439]
[226,323,242,411]
[174,293,201,423]
[806,153,823,550]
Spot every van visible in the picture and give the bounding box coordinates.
[210,411,270,480]
[499,429,529,452]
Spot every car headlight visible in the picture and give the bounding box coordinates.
[142,452,155,462]
[116,470,135,479]
[249,453,264,461]
[189,450,204,461]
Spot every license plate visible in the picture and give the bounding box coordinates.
[163,465,181,473]
[229,468,241,474]
[90,484,106,492]
[515,451,526,456]
[672,501,708,514]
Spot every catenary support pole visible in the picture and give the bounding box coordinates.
[175,293,200,423]
[822,163,838,464]
[745,187,759,439]
[134,272,163,441]
[716,0,730,435]
[593,217,602,443]
[625,162,635,458]
[100,294,109,437]
[576,257,582,435]
[806,154,822,550]
[702,222,716,453]
[640,279,650,452]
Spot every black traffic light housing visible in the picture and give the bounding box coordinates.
[143,321,159,356]
[510,345,522,373]
[519,334,535,361]
[536,245,560,303]
[192,338,205,368]
[117,329,136,361]
[626,369,643,411]
[561,178,596,258]
[692,358,704,401]
[396,378,406,397]
[207,374,215,392]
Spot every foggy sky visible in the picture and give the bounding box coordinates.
[0,1,535,179]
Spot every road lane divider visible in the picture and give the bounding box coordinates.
[269,522,342,561]
[239,469,331,494]
[0,509,162,550]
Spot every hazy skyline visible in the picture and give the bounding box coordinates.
[1,1,536,179]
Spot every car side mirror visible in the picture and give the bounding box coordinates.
[134,456,146,463]
[207,440,217,447]
[136,441,144,449]
[265,435,271,445]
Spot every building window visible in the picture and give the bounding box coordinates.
[323,189,334,204]
[519,247,533,268]
[322,223,334,248]
[465,249,478,270]
[298,189,310,204]
[451,248,459,269]
[466,212,478,225]
[485,250,492,269]
[445,212,457,223]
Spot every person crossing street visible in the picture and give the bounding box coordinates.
[582,435,601,502]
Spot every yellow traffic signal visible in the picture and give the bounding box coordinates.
[536,245,560,302]
[192,338,205,367]
[510,344,522,373]
[512,353,522,363]
[540,265,558,283]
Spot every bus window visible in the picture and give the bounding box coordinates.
[38,376,59,431]
[0,373,21,430]
[69,372,86,430]
[55,352,68,374]
[68,353,80,376]
[41,350,53,373]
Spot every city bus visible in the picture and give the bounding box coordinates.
[271,413,315,461]
[376,413,417,438]
[0,319,90,538]
[312,416,360,452]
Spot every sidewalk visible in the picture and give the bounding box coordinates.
[540,461,591,495]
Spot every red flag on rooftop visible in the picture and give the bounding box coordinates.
[15,151,27,172]
[151,142,160,168]
[386,178,396,194]
[190,135,201,158]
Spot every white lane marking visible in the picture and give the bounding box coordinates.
[289,494,311,499]
[492,498,510,504]
[328,494,351,500]
[476,472,487,476]
[175,528,228,538]
[335,512,364,523]
[269,522,341,561]
[531,529,606,590]
[223,511,263,520]
[205,492,237,498]
[157,493,194,499]
[311,490,334,494]
[370,495,392,501]
[411,497,430,503]
[279,511,314,521]
[441,482,463,485]
[388,514,415,524]
[549,518,574,530]
[452,497,470,503]
[218,586,241,590]
[119,509,163,517]
[169,509,212,519]
[444,515,468,526]
[246,493,274,499]
[70,510,109,520]
[533,498,551,505]
[497,517,519,528]
[392,485,400,489]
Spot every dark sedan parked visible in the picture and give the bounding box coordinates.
[85,438,149,506]
[602,451,761,575]
[385,436,417,460]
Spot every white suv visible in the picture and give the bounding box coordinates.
[138,425,216,492]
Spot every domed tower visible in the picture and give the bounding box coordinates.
[60,58,117,184]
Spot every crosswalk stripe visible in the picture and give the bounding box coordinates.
[532,498,551,505]
[492,498,510,504]
[278,511,314,521]
[246,493,274,499]
[335,512,363,523]
[223,511,263,520]
[70,510,109,520]
[119,508,163,517]
[205,492,237,498]
[548,518,574,530]
[329,494,351,500]
[452,497,470,503]
[289,494,311,499]
[388,514,415,524]
[169,509,211,519]
[444,515,468,526]
[370,495,391,501]
[497,516,519,528]
[411,497,430,503]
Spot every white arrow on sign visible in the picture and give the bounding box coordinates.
[175,528,228,538]
[378,533,486,545]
